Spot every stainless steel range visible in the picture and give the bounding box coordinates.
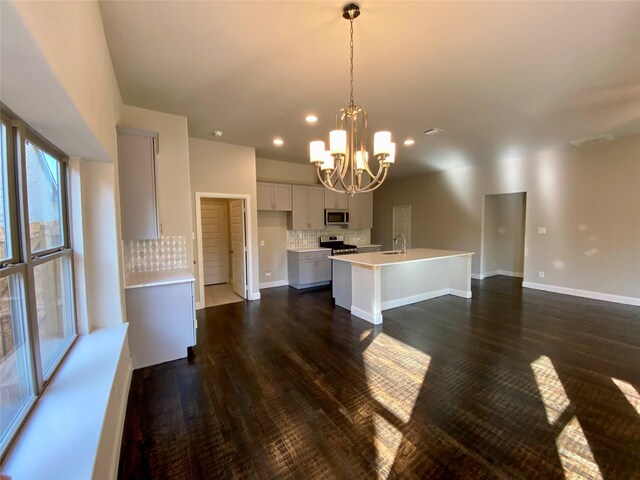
[319,235,358,255]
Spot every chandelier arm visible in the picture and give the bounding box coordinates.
[358,165,389,193]
[317,167,345,193]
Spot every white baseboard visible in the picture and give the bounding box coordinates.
[382,289,449,310]
[449,288,473,299]
[350,305,383,324]
[474,270,523,280]
[249,291,261,300]
[259,280,288,289]
[522,281,640,306]
[498,270,523,278]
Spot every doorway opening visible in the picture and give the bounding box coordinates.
[480,192,527,279]
[196,195,248,308]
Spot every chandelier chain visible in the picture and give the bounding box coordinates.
[349,17,354,107]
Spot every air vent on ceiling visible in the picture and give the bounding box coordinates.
[423,128,444,136]
[569,134,614,148]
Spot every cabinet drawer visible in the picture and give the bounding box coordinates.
[299,252,317,260]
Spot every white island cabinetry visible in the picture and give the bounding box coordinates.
[332,249,474,324]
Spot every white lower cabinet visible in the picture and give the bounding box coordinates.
[288,250,331,289]
[125,281,196,369]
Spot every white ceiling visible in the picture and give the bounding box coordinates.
[99,1,640,178]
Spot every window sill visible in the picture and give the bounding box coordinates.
[1,324,131,480]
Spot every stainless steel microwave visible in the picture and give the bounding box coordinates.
[325,209,349,225]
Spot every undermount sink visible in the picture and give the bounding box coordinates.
[383,251,404,255]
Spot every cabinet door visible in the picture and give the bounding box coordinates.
[324,190,348,210]
[257,182,273,210]
[360,192,373,228]
[348,193,361,228]
[308,187,325,229]
[272,184,292,211]
[316,258,331,282]
[290,185,309,229]
[348,192,372,229]
[299,260,316,285]
[335,193,349,210]
[118,132,159,240]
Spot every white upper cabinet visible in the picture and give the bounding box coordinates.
[348,192,373,229]
[324,190,349,210]
[117,129,160,240]
[288,185,325,230]
[257,182,292,211]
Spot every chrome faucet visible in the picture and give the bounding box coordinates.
[393,234,407,254]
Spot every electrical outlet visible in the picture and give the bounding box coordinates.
[538,227,546,234]
[266,270,272,277]
[260,240,265,247]
[538,271,545,278]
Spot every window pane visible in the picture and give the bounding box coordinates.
[0,273,33,441]
[34,255,74,376]
[0,123,11,261]
[25,140,63,253]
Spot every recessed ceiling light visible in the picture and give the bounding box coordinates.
[403,139,415,146]
[211,130,223,137]
[273,138,284,146]
[305,115,318,123]
[423,128,444,136]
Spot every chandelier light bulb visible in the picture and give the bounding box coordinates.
[321,151,334,171]
[374,131,392,156]
[310,140,325,164]
[329,130,347,155]
[383,142,396,164]
[355,151,367,171]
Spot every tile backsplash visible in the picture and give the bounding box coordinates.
[286,228,371,249]
[123,235,187,274]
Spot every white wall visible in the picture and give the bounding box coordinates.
[1,0,126,329]
[1,1,121,163]
[189,138,260,302]
[118,106,194,273]
[373,135,640,301]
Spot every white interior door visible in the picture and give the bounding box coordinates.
[229,199,247,298]
[392,205,412,249]
[200,198,229,285]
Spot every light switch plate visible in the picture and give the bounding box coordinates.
[260,240,265,247]
[538,271,545,278]
[538,227,546,234]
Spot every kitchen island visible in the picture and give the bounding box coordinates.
[331,248,474,324]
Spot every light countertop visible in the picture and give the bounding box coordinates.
[330,248,474,268]
[125,268,195,289]
[357,244,382,248]
[287,247,332,253]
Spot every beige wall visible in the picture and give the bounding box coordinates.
[373,135,640,300]
[119,106,194,274]
[190,138,260,303]
[256,157,318,185]
[257,211,289,286]
[482,193,526,276]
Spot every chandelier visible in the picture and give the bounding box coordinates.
[309,3,395,195]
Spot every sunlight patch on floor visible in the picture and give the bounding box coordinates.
[531,355,603,480]
[612,378,640,415]
[363,333,431,479]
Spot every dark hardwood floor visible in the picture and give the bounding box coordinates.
[118,277,640,479]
